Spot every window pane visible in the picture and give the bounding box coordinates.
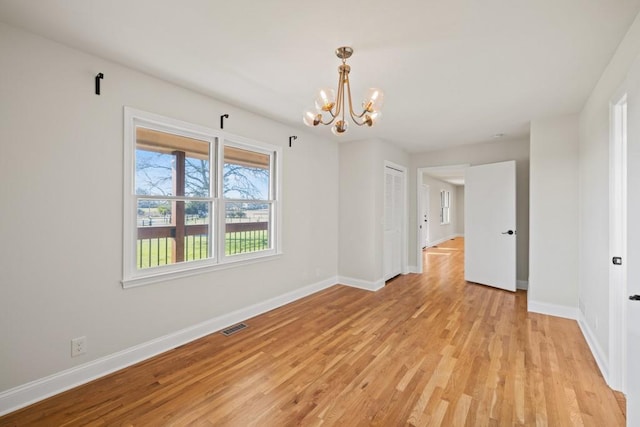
[136,149,174,196]
[184,201,211,263]
[225,202,270,255]
[185,156,210,197]
[223,146,270,200]
[136,127,210,197]
[137,199,211,269]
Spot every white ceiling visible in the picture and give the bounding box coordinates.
[1,0,639,152]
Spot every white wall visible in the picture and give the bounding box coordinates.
[421,174,458,245]
[456,186,465,234]
[339,141,378,283]
[529,114,580,312]
[338,139,409,287]
[0,23,339,396]
[409,138,529,280]
[578,13,640,371]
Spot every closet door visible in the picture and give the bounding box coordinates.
[384,165,404,281]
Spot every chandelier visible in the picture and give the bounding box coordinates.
[303,46,384,135]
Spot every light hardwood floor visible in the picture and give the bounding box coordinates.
[0,238,625,426]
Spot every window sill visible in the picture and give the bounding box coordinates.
[121,252,283,289]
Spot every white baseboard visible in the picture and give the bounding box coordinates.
[577,312,610,383]
[406,265,419,274]
[527,299,579,320]
[516,280,529,290]
[426,234,460,248]
[0,277,338,416]
[338,276,385,292]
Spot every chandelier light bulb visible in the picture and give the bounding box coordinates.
[362,88,384,113]
[364,111,382,127]
[303,110,322,127]
[331,120,348,135]
[314,88,336,112]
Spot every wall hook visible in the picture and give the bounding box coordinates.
[95,73,104,95]
[220,114,229,129]
[289,136,298,147]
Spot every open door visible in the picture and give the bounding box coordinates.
[625,59,640,427]
[421,185,430,248]
[464,161,516,291]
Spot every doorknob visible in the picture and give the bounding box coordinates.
[630,295,640,301]
[501,230,515,235]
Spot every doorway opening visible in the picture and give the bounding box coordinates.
[415,164,468,274]
[423,236,464,276]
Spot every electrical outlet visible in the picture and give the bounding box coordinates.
[71,336,87,357]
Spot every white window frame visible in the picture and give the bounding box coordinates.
[122,107,282,288]
[218,137,279,264]
[440,189,451,225]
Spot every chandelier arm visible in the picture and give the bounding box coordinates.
[340,74,346,125]
[348,111,366,126]
[318,67,346,127]
[332,68,344,119]
[332,70,343,125]
[345,75,367,126]
[320,115,337,126]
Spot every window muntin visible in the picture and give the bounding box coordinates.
[123,107,281,287]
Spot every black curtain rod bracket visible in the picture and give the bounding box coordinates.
[95,73,104,95]
[220,114,229,129]
[289,136,298,147]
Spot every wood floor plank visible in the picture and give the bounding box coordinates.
[0,238,625,426]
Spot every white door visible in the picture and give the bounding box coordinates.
[464,161,516,291]
[421,185,430,248]
[384,165,404,281]
[609,93,627,394]
[625,60,640,426]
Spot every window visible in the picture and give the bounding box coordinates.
[440,189,450,224]
[222,144,274,260]
[134,127,213,269]
[123,108,281,287]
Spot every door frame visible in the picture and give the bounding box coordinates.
[608,89,628,392]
